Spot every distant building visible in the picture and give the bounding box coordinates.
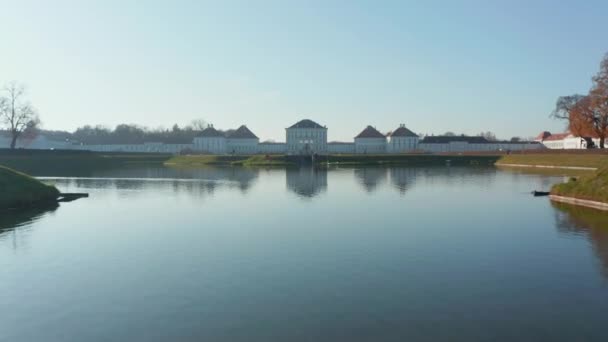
[193,125,227,154]
[226,125,259,155]
[355,126,387,154]
[534,131,598,149]
[327,142,355,154]
[387,124,419,153]
[258,142,288,154]
[0,133,73,150]
[419,135,541,153]
[8,120,545,155]
[286,119,328,155]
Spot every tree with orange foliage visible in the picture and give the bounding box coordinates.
[552,53,608,148]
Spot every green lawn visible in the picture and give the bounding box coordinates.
[324,154,500,166]
[0,150,172,176]
[166,154,500,167]
[498,154,608,169]
[0,166,60,210]
[551,167,608,203]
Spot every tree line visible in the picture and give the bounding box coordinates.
[0,82,219,146]
[552,53,608,148]
[68,121,217,145]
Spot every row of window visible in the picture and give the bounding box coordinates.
[287,131,326,140]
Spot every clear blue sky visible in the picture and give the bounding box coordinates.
[1,0,606,141]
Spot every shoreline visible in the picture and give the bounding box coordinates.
[549,195,608,211]
[0,166,61,211]
[495,163,598,171]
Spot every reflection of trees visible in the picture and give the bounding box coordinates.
[54,166,260,196]
[95,166,259,192]
[286,167,327,198]
[0,204,58,249]
[354,167,388,193]
[553,202,608,279]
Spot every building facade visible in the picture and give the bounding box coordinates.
[193,125,227,154]
[419,136,542,153]
[225,125,260,155]
[286,119,328,155]
[534,131,599,149]
[387,124,419,153]
[8,120,548,155]
[327,142,355,154]
[354,126,387,154]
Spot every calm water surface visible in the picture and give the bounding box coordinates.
[2,166,608,341]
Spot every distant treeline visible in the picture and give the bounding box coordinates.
[4,120,233,145]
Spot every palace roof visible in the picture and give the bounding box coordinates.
[227,125,258,139]
[355,126,386,139]
[421,136,490,144]
[388,125,419,138]
[288,119,325,129]
[198,126,224,138]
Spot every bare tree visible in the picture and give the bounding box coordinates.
[0,82,40,149]
[551,94,586,120]
[479,131,497,141]
[190,119,208,131]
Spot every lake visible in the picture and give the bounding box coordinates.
[2,165,608,341]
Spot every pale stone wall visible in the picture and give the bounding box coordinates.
[355,137,387,154]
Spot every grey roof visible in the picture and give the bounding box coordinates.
[198,126,224,138]
[420,136,490,144]
[389,126,418,138]
[355,126,387,139]
[227,125,258,139]
[288,119,325,129]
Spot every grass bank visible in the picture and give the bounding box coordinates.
[0,149,172,176]
[167,154,500,167]
[323,154,500,166]
[0,166,60,210]
[551,167,608,204]
[497,154,608,169]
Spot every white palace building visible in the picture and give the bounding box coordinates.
[2,119,544,154]
[191,119,421,155]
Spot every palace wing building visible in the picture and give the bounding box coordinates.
[286,119,328,155]
[7,118,544,154]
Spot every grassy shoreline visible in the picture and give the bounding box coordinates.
[165,154,501,167]
[0,149,605,170]
[497,154,608,169]
[0,150,171,176]
[0,166,60,210]
[551,167,608,204]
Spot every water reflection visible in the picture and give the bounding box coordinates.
[5,165,608,340]
[40,166,527,200]
[354,167,388,193]
[553,202,608,279]
[0,204,58,249]
[51,166,260,195]
[389,167,416,195]
[286,167,327,198]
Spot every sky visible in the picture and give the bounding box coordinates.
[0,0,607,142]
